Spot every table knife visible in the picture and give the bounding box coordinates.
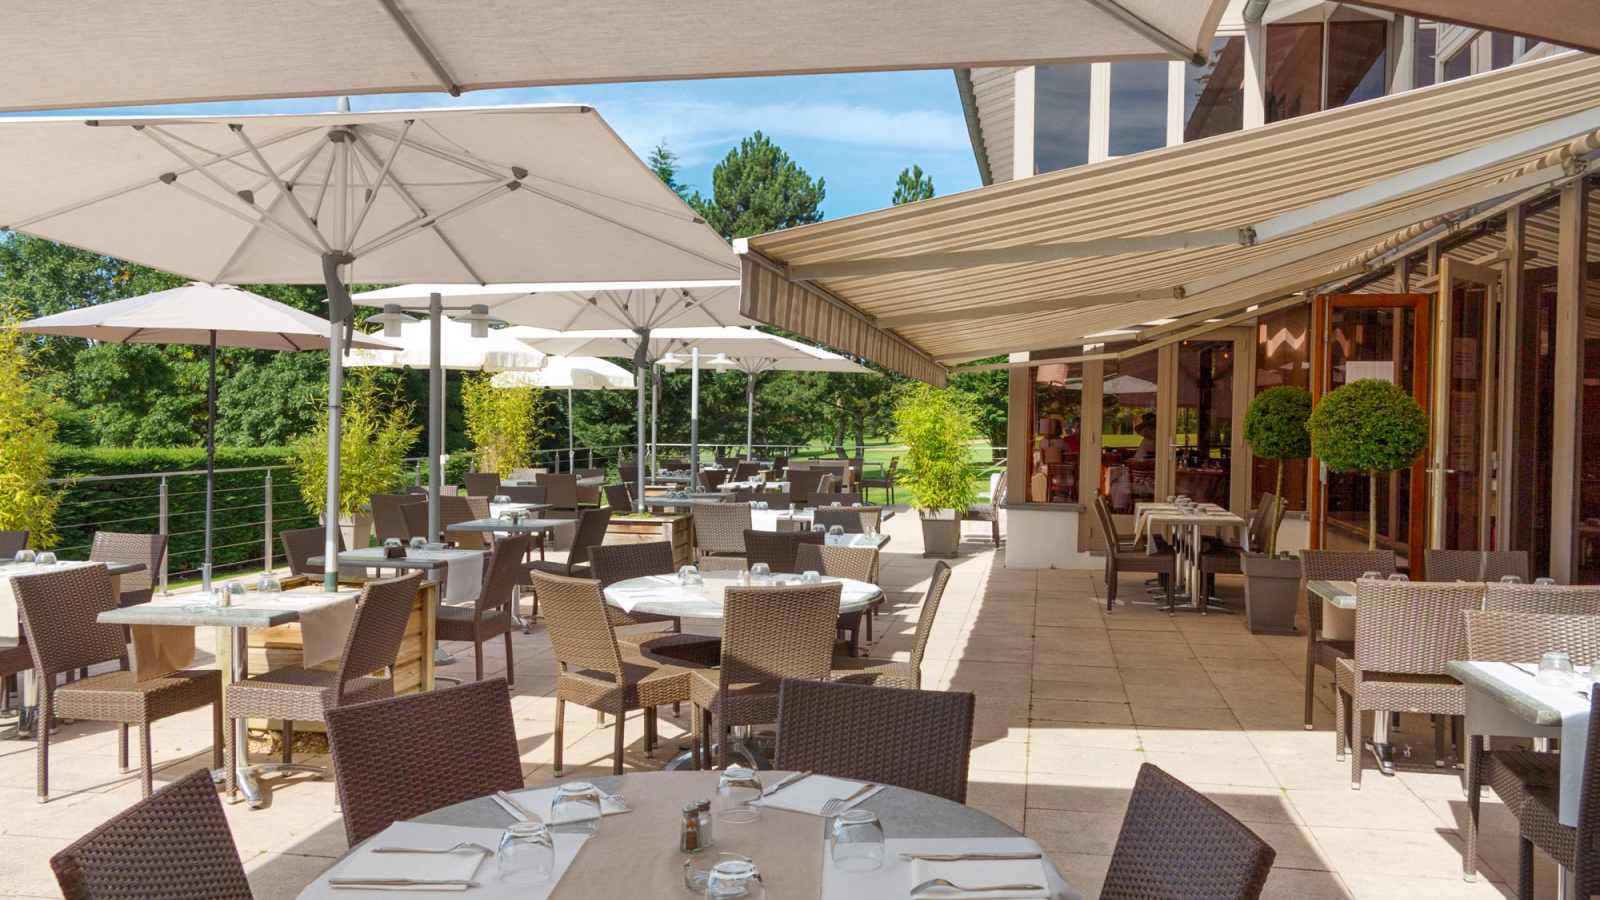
[899,852,1044,862]
[329,877,480,887]
[761,770,813,797]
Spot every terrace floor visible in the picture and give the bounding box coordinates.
[0,510,1542,899]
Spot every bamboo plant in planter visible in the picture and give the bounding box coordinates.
[1239,385,1311,634]
[892,384,980,558]
[1308,378,1429,550]
[290,375,421,550]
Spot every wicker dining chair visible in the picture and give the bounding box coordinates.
[587,541,722,667]
[962,471,1005,545]
[325,677,524,846]
[604,483,632,511]
[435,495,488,551]
[521,507,612,617]
[0,529,28,558]
[462,472,502,497]
[699,469,730,492]
[743,529,826,575]
[223,572,423,802]
[1459,610,1600,882]
[534,572,697,776]
[280,526,347,579]
[89,532,167,607]
[1483,582,1600,615]
[1198,493,1282,597]
[13,564,222,801]
[774,678,975,803]
[795,543,878,656]
[693,500,751,558]
[860,458,897,506]
[812,505,881,534]
[398,502,433,545]
[1513,689,1600,900]
[369,494,420,542]
[692,581,843,769]
[539,473,581,516]
[1101,763,1276,900]
[436,534,531,684]
[1424,549,1531,583]
[787,469,828,507]
[732,461,762,482]
[831,561,952,689]
[1092,493,1174,613]
[50,768,254,900]
[696,556,750,573]
[1334,579,1483,788]
[1299,549,1396,730]
[1,635,32,727]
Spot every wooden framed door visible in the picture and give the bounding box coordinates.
[1309,294,1432,572]
[1429,259,1501,552]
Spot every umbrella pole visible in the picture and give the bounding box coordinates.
[690,347,700,490]
[651,367,660,476]
[203,330,217,590]
[633,330,650,513]
[428,293,443,543]
[567,388,574,474]
[321,282,346,593]
[746,371,756,461]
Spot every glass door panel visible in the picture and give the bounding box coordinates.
[1100,352,1161,514]
[1432,259,1499,552]
[1174,339,1236,506]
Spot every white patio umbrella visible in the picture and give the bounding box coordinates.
[491,357,635,472]
[344,317,546,371]
[349,282,750,509]
[0,105,735,589]
[16,283,396,586]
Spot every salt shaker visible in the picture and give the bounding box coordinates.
[695,798,715,848]
[680,803,704,854]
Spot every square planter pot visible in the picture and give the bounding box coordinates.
[920,508,960,558]
[318,511,373,551]
[1240,552,1301,635]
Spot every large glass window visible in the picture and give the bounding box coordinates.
[1028,360,1083,504]
[1253,304,1312,511]
[1577,185,1600,583]
[1101,352,1161,513]
[1327,20,1387,107]
[1265,23,1324,123]
[1185,36,1245,142]
[1034,65,1092,174]
[1176,340,1235,506]
[1491,32,1515,69]
[1506,201,1561,576]
[1108,61,1168,157]
[1267,19,1388,123]
[1442,46,1472,81]
[1413,25,1437,89]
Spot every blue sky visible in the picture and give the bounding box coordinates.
[50,71,981,222]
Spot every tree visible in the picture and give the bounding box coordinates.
[461,375,552,476]
[648,140,691,200]
[1307,379,1428,550]
[893,384,980,513]
[689,132,825,240]
[289,372,421,518]
[892,165,935,205]
[949,358,1008,457]
[1243,385,1311,554]
[0,303,63,546]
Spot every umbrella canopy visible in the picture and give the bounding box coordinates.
[0,1,1232,113]
[490,357,634,391]
[349,281,750,332]
[507,326,811,362]
[344,318,546,372]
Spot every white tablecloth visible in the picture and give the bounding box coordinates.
[300,821,588,899]
[1463,661,1591,827]
[0,560,98,640]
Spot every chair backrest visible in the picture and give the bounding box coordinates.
[693,501,752,556]
[1299,549,1397,581]
[1464,610,1600,662]
[817,492,864,508]
[405,484,429,495]
[533,572,626,681]
[503,484,548,507]
[462,472,502,497]
[399,503,430,543]
[370,494,420,542]
[89,531,166,595]
[603,483,632,511]
[787,459,813,471]
[1091,493,1121,552]
[787,469,827,504]
[326,678,524,846]
[1243,492,1277,550]
[733,462,762,481]
[775,679,975,803]
[539,473,579,510]
[771,455,789,476]
[720,582,842,687]
[736,491,792,507]
[575,468,607,480]
[697,469,729,492]
[568,507,614,568]
[1483,582,1600,616]
[588,541,675,587]
[909,561,953,669]
[334,572,425,698]
[479,534,533,612]
[14,564,129,681]
[1353,580,1483,675]
[794,544,877,582]
[510,467,546,482]
[1101,763,1276,900]
[50,768,254,900]
[438,495,487,550]
[280,526,341,577]
[1577,692,1600,898]
[1425,549,1531,583]
[0,530,27,558]
[659,458,689,472]
[744,529,826,574]
[696,556,750,573]
[812,505,881,534]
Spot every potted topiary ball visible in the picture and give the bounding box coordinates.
[892,384,980,558]
[1308,379,1429,550]
[1238,385,1312,634]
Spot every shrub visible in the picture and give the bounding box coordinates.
[290,373,421,518]
[892,384,980,513]
[461,375,552,477]
[1308,379,1428,549]
[0,305,63,547]
[1243,385,1311,554]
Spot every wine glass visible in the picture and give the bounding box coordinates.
[829,809,885,872]
[714,767,762,824]
[1538,652,1576,686]
[703,858,764,900]
[496,822,555,885]
[35,552,57,566]
[13,549,34,564]
[408,536,426,551]
[550,781,602,834]
[256,574,282,595]
[801,570,822,584]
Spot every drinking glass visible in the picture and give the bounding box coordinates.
[223,580,247,602]
[1360,570,1382,581]
[788,503,798,515]
[1387,573,1410,582]
[704,859,764,900]
[829,809,885,872]
[13,549,34,563]
[828,525,845,537]
[864,524,878,540]
[749,563,772,586]
[812,524,827,535]
[686,853,753,895]
[714,767,762,824]
[256,574,282,595]
[408,536,426,550]
[35,552,57,566]
[550,781,603,834]
[1537,577,1558,585]
[801,570,822,584]
[1500,575,1524,584]
[496,822,555,885]
[755,501,768,511]
[679,565,703,588]
[830,501,843,507]
[493,494,511,505]
[851,502,863,507]
[1538,652,1576,686]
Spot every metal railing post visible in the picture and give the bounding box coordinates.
[158,476,170,595]
[263,470,274,573]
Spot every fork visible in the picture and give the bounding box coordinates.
[820,782,876,817]
[371,840,492,855]
[608,793,631,812]
[910,878,1044,895]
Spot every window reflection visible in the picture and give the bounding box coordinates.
[1028,361,1082,504]
[1265,23,1324,123]
[1328,20,1387,108]
[1108,61,1168,157]
[1413,26,1437,88]
[1442,47,1472,81]
[1253,306,1311,512]
[1185,36,1245,142]
[1176,341,1235,506]
[1035,65,1092,174]
[1101,352,1161,514]
[1491,32,1515,69]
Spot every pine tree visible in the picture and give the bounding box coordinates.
[688,131,825,240]
[892,165,935,205]
[647,140,690,199]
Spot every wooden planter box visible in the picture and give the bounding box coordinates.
[235,574,439,734]
[605,512,694,569]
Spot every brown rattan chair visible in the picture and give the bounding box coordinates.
[575,467,607,481]
[1334,579,1483,789]
[860,458,897,505]
[693,500,751,558]
[89,531,167,607]
[370,493,421,542]
[503,484,549,507]
[0,530,29,558]
[1514,690,1600,899]
[463,472,502,497]
[534,572,696,776]
[733,461,762,481]
[521,507,612,618]
[743,528,826,575]
[735,491,791,507]
[774,678,975,803]
[787,469,827,507]
[1483,582,1600,615]
[280,526,346,579]
[1299,549,1396,730]
[795,543,878,656]
[399,502,432,544]
[539,473,580,516]
[813,505,882,534]
[696,556,749,573]
[438,495,489,551]
[770,455,789,478]
[587,541,722,667]
[962,471,1005,545]
[699,469,730,492]
[13,564,222,801]
[1198,493,1282,597]
[1092,493,1174,613]
[223,572,423,802]
[436,534,531,683]
[1100,763,1276,900]
[603,483,632,512]
[831,561,951,689]
[1459,610,1600,881]
[691,581,842,768]
[325,677,524,846]
[50,768,253,900]
[1425,549,1531,583]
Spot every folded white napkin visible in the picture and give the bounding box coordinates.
[750,775,883,816]
[326,822,492,892]
[504,785,630,824]
[610,588,677,613]
[819,838,1068,900]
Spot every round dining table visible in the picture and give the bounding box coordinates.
[602,573,881,619]
[295,770,1080,900]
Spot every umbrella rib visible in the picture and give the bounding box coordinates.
[232,126,333,253]
[164,178,325,256]
[374,0,462,94]
[213,141,330,283]
[344,121,412,248]
[348,130,484,283]
[350,179,519,259]
[648,286,734,330]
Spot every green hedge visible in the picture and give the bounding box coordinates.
[49,446,315,580]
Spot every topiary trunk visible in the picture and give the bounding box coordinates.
[1269,458,1284,556]
[1368,471,1378,551]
